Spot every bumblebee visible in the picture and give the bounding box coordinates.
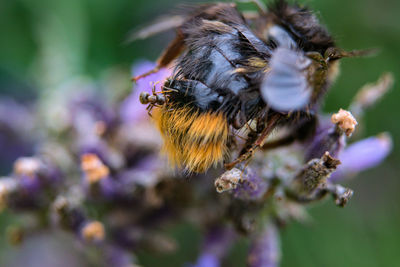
[134,0,369,173]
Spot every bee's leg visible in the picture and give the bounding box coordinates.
[225,114,280,170]
[146,105,155,117]
[239,130,258,156]
[132,31,185,81]
[224,147,255,170]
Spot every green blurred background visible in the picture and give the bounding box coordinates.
[0,0,399,266]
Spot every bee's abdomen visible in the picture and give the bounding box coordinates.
[153,103,229,173]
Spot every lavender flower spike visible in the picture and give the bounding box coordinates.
[248,223,280,267]
[331,132,393,182]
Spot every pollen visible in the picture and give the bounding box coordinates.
[153,105,229,173]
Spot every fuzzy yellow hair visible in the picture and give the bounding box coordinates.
[152,105,229,173]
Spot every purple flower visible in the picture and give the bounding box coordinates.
[117,155,162,188]
[82,154,162,201]
[233,168,268,200]
[0,157,63,210]
[51,196,87,234]
[248,223,280,267]
[191,226,236,267]
[192,254,219,267]
[331,133,392,182]
[120,60,171,123]
[80,153,120,199]
[17,174,42,194]
[68,93,117,165]
[105,245,137,267]
[69,93,114,129]
[305,125,345,161]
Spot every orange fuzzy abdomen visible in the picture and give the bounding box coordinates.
[152,106,229,173]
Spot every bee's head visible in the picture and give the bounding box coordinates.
[259,1,342,113]
[259,46,341,113]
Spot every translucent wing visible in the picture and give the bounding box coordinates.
[125,15,185,42]
[261,47,312,112]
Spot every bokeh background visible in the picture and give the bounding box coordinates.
[0,0,399,266]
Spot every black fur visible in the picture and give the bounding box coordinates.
[162,0,336,129]
[268,0,335,54]
[166,4,272,123]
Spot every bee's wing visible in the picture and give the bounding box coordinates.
[125,15,185,42]
[261,47,312,112]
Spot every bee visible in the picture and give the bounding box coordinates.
[133,0,371,173]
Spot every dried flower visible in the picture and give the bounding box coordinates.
[292,152,341,196]
[215,168,243,193]
[331,109,357,137]
[326,184,354,207]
